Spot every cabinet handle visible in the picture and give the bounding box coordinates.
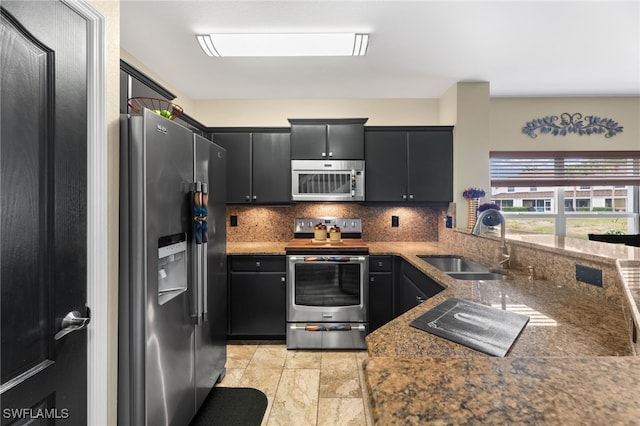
[402,194,407,200]
[245,195,251,201]
[255,261,261,268]
[370,277,375,282]
[328,151,333,157]
[409,194,414,200]
[416,295,425,303]
[281,276,286,283]
[377,261,383,267]
[322,152,326,157]
[252,195,257,200]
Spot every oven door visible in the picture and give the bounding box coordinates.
[286,255,369,322]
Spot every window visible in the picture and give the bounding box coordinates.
[490,151,640,239]
[495,200,513,208]
[576,199,590,210]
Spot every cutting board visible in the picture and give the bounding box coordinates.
[410,298,529,357]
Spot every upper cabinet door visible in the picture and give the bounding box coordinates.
[289,118,367,160]
[407,131,453,203]
[365,131,408,202]
[327,123,365,159]
[252,132,291,204]
[213,132,252,203]
[290,124,326,159]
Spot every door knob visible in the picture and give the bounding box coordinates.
[54,310,90,340]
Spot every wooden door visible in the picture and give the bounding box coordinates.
[1,2,89,424]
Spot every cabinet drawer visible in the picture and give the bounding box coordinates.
[369,256,393,272]
[230,256,286,272]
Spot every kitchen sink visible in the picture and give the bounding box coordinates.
[418,255,490,273]
[446,272,509,281]
[418,255,509,281]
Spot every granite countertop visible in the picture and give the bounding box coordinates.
[365,356,640,425]
[227,241,288,255]
[365,242,632,358]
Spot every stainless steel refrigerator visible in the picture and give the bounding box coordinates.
[118,109,227,426]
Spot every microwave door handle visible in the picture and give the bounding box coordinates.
[351,170,356,197]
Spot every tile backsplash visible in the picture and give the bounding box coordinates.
[226,204,446,242]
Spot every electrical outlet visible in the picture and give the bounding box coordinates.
[230,215,238,227]
[391,216,399,227]
[575,264,602,287]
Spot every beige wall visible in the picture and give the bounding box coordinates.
[192,98,440,127]
[446,82,492,229]
[490,97,640,151]
[89,1,119,424]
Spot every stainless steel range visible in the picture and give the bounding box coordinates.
[285,218,369,349]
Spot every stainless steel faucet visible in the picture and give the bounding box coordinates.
[471,209,510,270]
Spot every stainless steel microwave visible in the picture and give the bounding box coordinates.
[291,160,365,202]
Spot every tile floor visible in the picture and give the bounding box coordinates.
[218,341,373,426]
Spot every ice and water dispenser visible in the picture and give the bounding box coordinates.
[157,233,188,305]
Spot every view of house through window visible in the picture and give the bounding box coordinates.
[490,186,639,239]
[489,151,640,240]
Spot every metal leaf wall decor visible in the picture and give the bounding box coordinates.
[522,113,623,138]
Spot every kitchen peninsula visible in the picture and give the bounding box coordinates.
[363,235,640,425]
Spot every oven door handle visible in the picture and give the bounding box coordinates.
[290,256,366,263]
[289,324,366,331]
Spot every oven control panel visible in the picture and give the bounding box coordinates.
[294,218,362,234]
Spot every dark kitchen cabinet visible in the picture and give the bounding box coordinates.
[228,256,287,338]
[214,130,291,204]
[365,127,453,203]
[369,256,394,333]
[289,118,368,160]
[395,258,444,316]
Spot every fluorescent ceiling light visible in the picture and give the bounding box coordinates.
[196,33,369,57]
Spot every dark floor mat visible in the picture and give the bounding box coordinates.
[190,387,268,426]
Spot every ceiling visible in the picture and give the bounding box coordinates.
[120,1,640,100]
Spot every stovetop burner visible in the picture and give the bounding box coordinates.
[293,217,362,239]
[286,217,368,254]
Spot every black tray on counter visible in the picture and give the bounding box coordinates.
[410,298,529,357]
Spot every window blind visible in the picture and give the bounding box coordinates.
[490,151,640,187]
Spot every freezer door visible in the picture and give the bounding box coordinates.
[193,134,227,408]
[142,109,196,425]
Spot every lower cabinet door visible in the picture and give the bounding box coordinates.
[229,272,286,337]
[399,277,428,316]
[369,273,393,332]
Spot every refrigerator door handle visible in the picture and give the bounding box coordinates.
[201,242,208,322]
[201,183,209,322]
[191,181,204,324]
